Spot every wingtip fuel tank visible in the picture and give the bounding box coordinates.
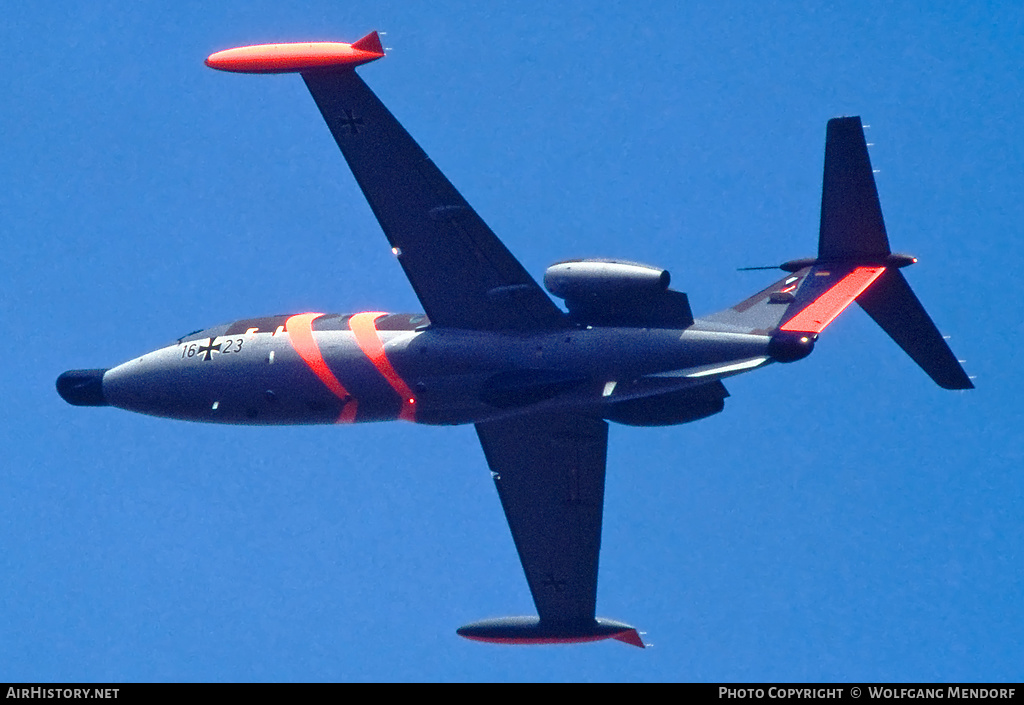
[457,617,646,648]
[205,32,385,74]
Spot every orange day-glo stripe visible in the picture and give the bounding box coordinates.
[780,266,886,334]
[348,312,417,422]
[284,313,358,423]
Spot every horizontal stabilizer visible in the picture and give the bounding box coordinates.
[856,269,973,389]
[780,265,885,334]
[457,616,645,648]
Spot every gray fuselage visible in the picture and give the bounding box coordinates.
[94,311,773,427]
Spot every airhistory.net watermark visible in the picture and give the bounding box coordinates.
[6,689,118,699]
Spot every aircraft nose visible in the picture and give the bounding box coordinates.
[100,352,206,420]
[56,369,110,406]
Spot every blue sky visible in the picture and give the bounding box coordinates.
[3,1,1022,682]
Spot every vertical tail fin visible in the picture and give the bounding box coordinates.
[816,117,972,389]
[706,116,972,389]
[819,117,891,261]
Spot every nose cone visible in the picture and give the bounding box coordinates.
[101,356,180,418]
[100,348,215,420]
[56,369,109,406]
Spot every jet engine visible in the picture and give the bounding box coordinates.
[603,382,729,427]
[543,259,693,329]
[543,259,670,301]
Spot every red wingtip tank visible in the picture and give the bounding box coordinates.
[205,31,385,74]
[456,617,646,648]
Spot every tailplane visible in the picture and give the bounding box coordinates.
[856,269,973,389]
[703,117,972,389]
[815,116,972,389]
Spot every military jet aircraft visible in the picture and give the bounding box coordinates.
[56,32,972,648]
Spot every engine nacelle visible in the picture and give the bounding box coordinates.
[603,383,728,427]
[543,259,670,301]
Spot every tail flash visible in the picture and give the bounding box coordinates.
[857,270,973,389]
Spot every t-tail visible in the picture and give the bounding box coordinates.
[703,117,972,390]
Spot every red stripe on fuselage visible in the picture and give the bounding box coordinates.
[348,312,416,422]
[780,266,886,334]
[284,313,358,423]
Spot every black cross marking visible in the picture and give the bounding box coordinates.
[197,337,220,361]
[541,574,567,594]
[339,110,364,135]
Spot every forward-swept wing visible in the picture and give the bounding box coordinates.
[207,32,641,646]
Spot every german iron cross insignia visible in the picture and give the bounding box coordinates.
[197,337,220,361]
[339,109,364,135]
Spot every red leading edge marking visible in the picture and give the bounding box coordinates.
[285,313,358,423]
[458,629,644,647]
[348,312,417,422]
[205,32,384,74]
[781,266,886,334]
